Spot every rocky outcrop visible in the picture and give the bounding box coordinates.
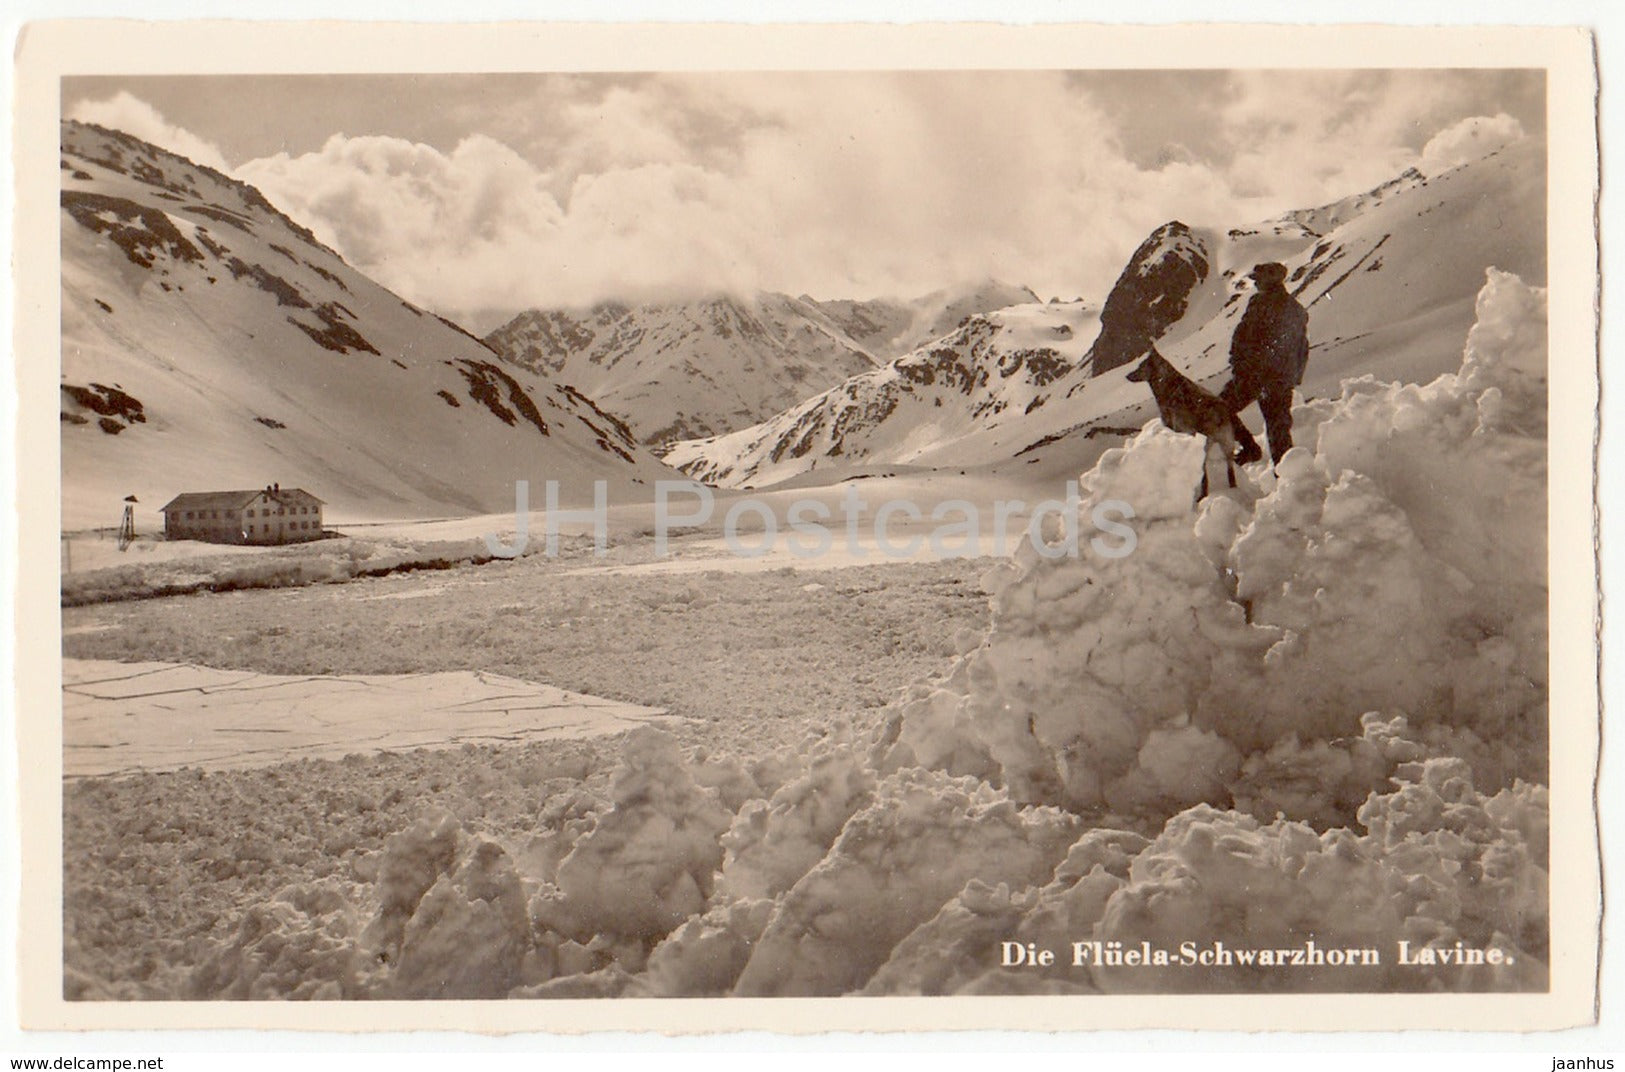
[1087,221,1210,376]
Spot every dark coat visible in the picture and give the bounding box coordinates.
[1230,283,1309,387]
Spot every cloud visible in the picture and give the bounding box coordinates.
[210,72,1540,323]
[66,91,234,175]
[232,73,1252,319]
[1211,72,1447,205]
[1419,113,1526,177]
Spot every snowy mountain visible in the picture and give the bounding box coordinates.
[1153,142,1542,391]
[664,301,1100,487]
[483,293,879,447]
[483,281,1039,448]
[59,121,675,528]
[800,281,1040,359]
[851,281,1042,356]
[667,140,1544,489]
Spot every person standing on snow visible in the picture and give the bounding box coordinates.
[1222,261,1310,466]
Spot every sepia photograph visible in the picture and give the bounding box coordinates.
[8,19,1601,1035]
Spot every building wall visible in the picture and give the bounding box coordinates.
[165,506,246,544]
[241,493,323,544]
[165,494,324,545]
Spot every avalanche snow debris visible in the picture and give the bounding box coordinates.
[528,727,733,943]
[716,725,877,901]
[186,880,365,999]
[632,897,776,997]
[1080,757,1547,993]
[861,880,1050,996]
[887,269,1547,816]
[385,837,532,998]
[185,271,1551,1000]
[731,767,1082,996]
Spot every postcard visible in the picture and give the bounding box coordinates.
[11,19,1600,1033]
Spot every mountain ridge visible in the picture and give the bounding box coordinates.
[665,141,1545,489]
[483,281,1039,447]
[59,119,677,528]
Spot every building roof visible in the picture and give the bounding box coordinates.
[160,489,325,513]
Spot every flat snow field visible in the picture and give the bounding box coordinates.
[63,659,677,777]
[61,550,992,996]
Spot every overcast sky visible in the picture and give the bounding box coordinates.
[64,70,1543,329]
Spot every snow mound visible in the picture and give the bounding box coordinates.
[363,808,462,969]
[887,269,1548,817]
[186,880,364,999]
[861,880,1046,996]
[860,743,1544,996]
[355,808,538,997]
[632,897,776,997]
[716,725,876,901]
[732,767,1081,996]
[387,838,531,998]
[1088,757,1546,993]
[529,727,733,943]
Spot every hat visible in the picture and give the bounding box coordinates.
[1249,262,1289,285]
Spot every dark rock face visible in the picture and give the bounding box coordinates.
[1086,221,1210,376]
[62,191,206,270]
[448,359,551,436]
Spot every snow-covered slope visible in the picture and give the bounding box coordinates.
[59,121,675,528]
[1110,143,1542,396]
[669,141,1544,490]
[851,280,1043,358]
[664,301,1100,487]
[483,282,1040,449]
[483,293,879,447]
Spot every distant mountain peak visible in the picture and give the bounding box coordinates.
[482,282,1041,449]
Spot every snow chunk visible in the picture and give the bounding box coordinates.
[530,727,733,943]
[862,881,1042,996]
[633,897,776,997]
[1358,758,1548,963]
[1085,758,1546,993]
[733,768,1081,995]
[186,880,364,999]
[718,732,876,901]
[362,807,462,968]
[387,838,531,998]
